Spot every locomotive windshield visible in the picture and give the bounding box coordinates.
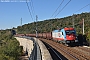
[65,30,75,35]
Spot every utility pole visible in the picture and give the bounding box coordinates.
[36,15,38,38]
[83,18,84,35]
[72,14,74,28]
[51,19,53,31]
[21,18,22,26]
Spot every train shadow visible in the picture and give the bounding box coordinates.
[68,34,89,47]
[77,34,89,46]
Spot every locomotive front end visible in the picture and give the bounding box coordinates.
[64,27,78,43]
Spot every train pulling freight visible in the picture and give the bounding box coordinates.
[52,27,78,44]
[16,27,78,45]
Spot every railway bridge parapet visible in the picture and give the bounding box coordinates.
[15,36,52,60]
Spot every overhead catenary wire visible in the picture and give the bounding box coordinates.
[30,0,36,19]
[50,0,71,31]
[75,3,90,13]
[31,0,35,14]
[50,0,64,18]
[26,0,33,21]
[72,3,90,26]
[89,4,90,11]
[54,0,71,18]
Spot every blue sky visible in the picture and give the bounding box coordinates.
[0,0,90,29]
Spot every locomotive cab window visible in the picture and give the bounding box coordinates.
[62,32,63,35]
[65,30,75,35]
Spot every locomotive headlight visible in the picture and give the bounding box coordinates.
[66,41,70,43]
[76,37,78,39]
[76,37,78,40]
[75,40,78,42]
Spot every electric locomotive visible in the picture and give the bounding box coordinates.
[52,27,78,44]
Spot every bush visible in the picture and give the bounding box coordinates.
[0,30,22,60]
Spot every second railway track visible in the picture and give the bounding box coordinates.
[39,38,90,60]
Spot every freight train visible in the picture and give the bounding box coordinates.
[16,27,78,45]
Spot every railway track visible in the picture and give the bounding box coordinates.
[42,41,68,60]
[39,38,90,60]
[71,46,90,58]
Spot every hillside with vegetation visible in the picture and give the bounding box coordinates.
[0,30,23,60]
[17,12,90,42]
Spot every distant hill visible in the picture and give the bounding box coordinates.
[17,12,90,34]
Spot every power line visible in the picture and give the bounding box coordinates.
[51,0,64,18]
[31,0,35,14]
[89,4,90,11]
[26,0,33,21]
[72,3,90,28]
[30,0,36,19]
[54,0,71,18]
[75,3,90,13]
